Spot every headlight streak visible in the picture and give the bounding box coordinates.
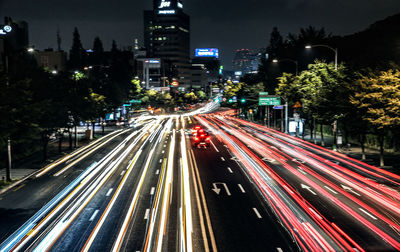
[4,123,154,252]
[143,158,168,252]
[31,125,153,252]
[179,128,193,252]
[196,116,345,251]
[1,103,228,251]
[54,129,136,177]
[155,129,176,252]
[0,162,98,252]
[108,122,169,252]
[143,119,175,251]
[36,129,125,177]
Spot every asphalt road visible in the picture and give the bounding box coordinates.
[1,110,400,251]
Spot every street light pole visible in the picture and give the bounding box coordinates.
[305,44,338,70]
[306,44,339,150]
[273,59,297,134]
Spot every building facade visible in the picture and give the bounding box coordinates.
[144,0,190,90]
[34,49,67,72]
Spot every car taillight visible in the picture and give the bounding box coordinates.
[194,137,199,141]
[200,134,205,137]
[206,137,210,141]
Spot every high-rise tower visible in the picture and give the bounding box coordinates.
[144,0,190,90]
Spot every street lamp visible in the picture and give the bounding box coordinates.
[273,58,298,134]
[27,47,35,53]
[305,44,338,70]
[306,44,339,150]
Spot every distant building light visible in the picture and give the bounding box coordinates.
[27,48,35,53]
[3,25,12,33]
[51,70,58,75]
[234,71,243,76]
[158,10,176,14]
[177,2,183,8]
[86,49,93,53]
[195,48,219,58]
[158,0,171,9]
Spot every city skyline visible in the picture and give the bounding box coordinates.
[1,0,399,67]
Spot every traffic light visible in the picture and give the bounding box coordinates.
[240,98,246,103]
[228,99,233,103]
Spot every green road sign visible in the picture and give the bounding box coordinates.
[130,99,142,104]
[259,97,281,106]
[259,92,269,96]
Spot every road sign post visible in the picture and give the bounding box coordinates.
[259,96,281,106]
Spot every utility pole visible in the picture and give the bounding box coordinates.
[284,101,288,133]
[6,138,11,181]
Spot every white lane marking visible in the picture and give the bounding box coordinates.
[212,183,231,196]
[210,140,219,152]
[301,184,317,195]
[159,159,163,163]
[221,157,225,161]
[324,186,338,195]
[227,167,233,173]
[238,184,246,193]
[341,185,361,196]
[156,169,160,175]
[144,209,150,220]
[252,208,262,219]
[277,248,283,252]
[89,210,99,221]
[120,170,126,176]
[150,187,155,195]
[106,188,113,197]
[359,208,377,220]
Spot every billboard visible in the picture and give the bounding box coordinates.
[195,48,219,58]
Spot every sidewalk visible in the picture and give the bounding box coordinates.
[300,133,400,175]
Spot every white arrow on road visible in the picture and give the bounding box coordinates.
[212,183,231,196]
[301,184,317,195]
[341,185,361,196]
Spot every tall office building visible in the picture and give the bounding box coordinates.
[144,0,190,90]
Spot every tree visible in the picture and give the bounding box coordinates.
[196,90,207,100]
[68,27,86,70]
[276,61,349,145]
[266,27,284,59]
[92,36,104,66]
[258,27,285,94]
[351,69,400,166]
[184,92,198,104]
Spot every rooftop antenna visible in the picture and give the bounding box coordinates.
[57,27,62,51]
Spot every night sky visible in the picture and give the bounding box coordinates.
[1,0,399,68]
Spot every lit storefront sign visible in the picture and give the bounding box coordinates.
[158,10,176,14]
[195,48,219,58]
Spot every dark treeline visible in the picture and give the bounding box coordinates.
[0,27,136,166]
[233,13,400,166]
